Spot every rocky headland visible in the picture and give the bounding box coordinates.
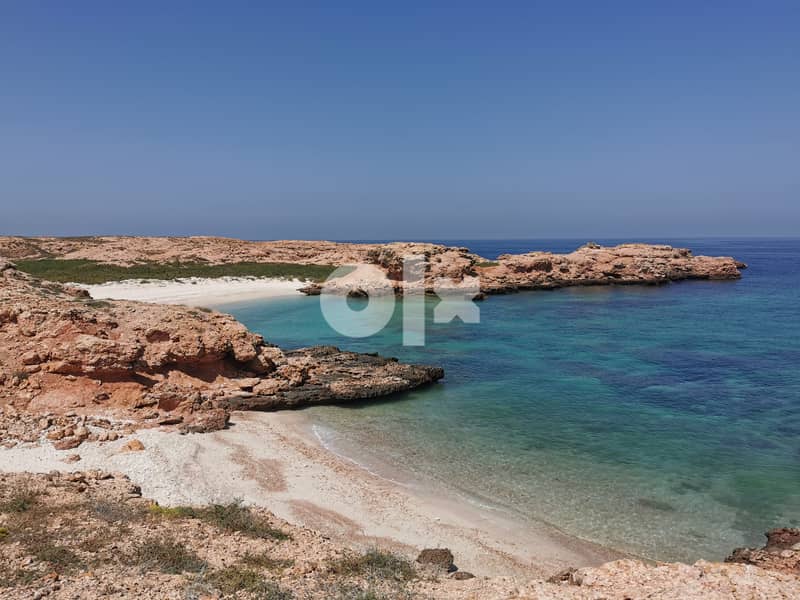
[0,260,442,448]
[0,236,746,298]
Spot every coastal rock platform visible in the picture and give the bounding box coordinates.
[0,261,443,442]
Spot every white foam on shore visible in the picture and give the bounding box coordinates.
[76,276,306,308]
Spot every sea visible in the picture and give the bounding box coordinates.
[221,238,800,562]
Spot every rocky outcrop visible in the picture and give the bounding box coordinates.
[0,237,745,298]
[230,346,444,410]
[1,471,798,599]
[726,528,800,574]
[0,236,478,272]
[0,261,443,438]
[477,242,746,293]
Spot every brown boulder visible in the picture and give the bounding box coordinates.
[53,437,84,451]
[450,571,475,580]
[416,548,454,571]
[120,439,145,452]
[725,528,800,574]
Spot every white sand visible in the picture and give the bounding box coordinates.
[76,277,306,307]
[0,411,620,577]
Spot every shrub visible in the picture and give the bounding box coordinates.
[91,500,145,523]
[205,566,293,598]
[148,500,289,540]
[147,503,196,519]
[196,500,290,541]
[129,538,207,574]
[31,544,82,572]
[0,484,39,513]
[329,549,416,582]
[241,552,294,571]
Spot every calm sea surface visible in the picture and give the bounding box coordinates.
[224,239,800,561]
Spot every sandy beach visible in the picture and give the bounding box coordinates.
[0,410,621,578]
[78,276,306,307]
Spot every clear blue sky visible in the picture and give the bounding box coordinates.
[1,1,798,239]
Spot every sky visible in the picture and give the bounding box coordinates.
[1,1,799,240]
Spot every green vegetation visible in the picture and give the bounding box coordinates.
[147,503,196,519]
[194,501,291,540]
[329,549,416,582]
[15,259,338,284]
[148,500,290,541]
[475,261,500,268]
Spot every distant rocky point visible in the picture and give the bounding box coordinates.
[0,236,747,297]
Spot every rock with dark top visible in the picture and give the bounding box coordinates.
[450,571,475,580]
[547,567,578,584]
[765,528,800,549]
[725,528,800,574]
[416,548,454,571]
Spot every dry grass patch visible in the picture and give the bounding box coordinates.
[128,537,207,574]
[90,499,146,523]
[30,543,82,573]
[240,551,295,571]
[148,500,290,541]
[204,566,294,598]
[0,483,40,513]
[329,548,416,582]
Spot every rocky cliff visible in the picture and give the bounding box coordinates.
[478,242,747,293]
[0,236,745,297]
[0,261,443,441]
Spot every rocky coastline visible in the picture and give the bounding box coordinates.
[3,237,797,599]
[0,236,746,298]
[0,260,443,448]
[0,469,798,599]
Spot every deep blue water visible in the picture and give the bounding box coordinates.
[224,239,800,561]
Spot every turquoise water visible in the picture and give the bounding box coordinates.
[224,239,800,562]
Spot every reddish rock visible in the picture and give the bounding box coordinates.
[478,243,745,294]
[120,439,145,452]
[53,437,84,451]
[0,261,443,426]
[416,548,455,571]
[726,528,800,574]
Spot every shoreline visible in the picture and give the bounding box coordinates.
[77,276,306,307]
[0,409,623,578]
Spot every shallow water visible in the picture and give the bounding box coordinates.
[224,239,800,562]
